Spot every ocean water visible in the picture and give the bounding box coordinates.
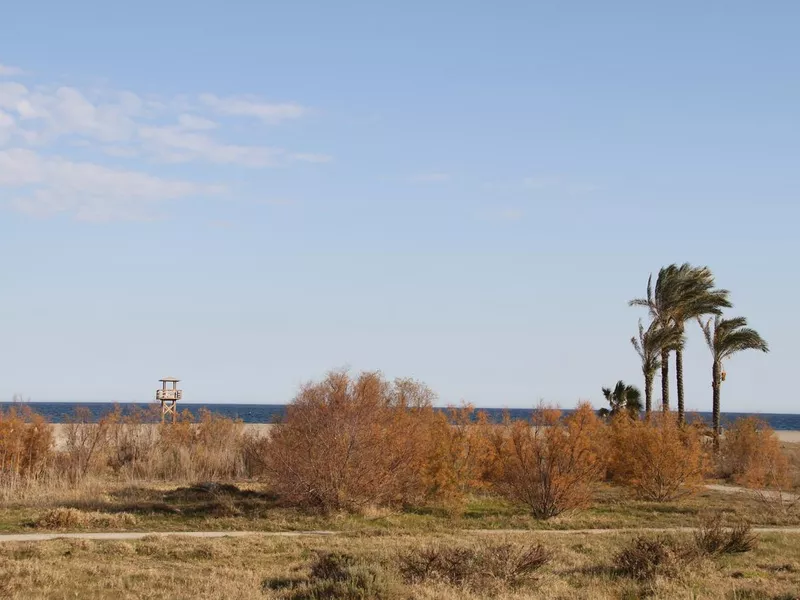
[1,402,799,430]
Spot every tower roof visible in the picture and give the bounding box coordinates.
[159,377,180,382]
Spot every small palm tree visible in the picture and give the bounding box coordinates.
[601,381,643,418]
[698,316,769,449]
[631,320,683,414]
[630,264,730,422]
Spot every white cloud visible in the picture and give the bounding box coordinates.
[0,148,223,221]
[0,79,327,168]
[138,125,286,167]
[0,63,330,221]
[199,93,307,123]
[0,109,14,144]
[177,114,217,131]
[0,64,24,76]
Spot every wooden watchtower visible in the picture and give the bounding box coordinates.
[156,377,182,423]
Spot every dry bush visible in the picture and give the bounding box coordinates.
[720,417,790,491]
[608,412,706,501]
[0,406,54,496]
[693,514,757,555]
[34,507,137,529]
[265,551,400,600]
[485,402,605,519]
[106,405,161,478]
[421,404,493,509]
[240,429,272,478]
[399,541,550,589]
[157,408,246,481]
[264,370,439,513]
[61,407,119,481]
[614,535,693,581]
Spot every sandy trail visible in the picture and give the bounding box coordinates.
[2,527,800,543]
[0,530,336,543]
[704,483,799,502]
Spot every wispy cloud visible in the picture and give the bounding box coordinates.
[410,172,450,183]
[0,63,24,76]
[0,64,331,220]
[291,152,333,163]
[199,93,308,124]
[0,148,222,221]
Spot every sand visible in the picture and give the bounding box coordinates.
[49,423,274,450]
[46,423,800,450]
[777,430,800,443]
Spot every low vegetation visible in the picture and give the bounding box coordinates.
[0,529,794,599]
[693,514,757,556]
[33,507,137,530]
[608,412,706,501]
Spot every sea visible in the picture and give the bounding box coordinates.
[1,402,799,430]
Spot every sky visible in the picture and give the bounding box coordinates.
[0,2,797,412]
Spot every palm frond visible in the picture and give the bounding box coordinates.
[702,316,769,362]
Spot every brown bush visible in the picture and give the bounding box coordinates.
[62,407,119,481]
[693,514,757,555]
[614,535,692,581]
[720,417,790,490]
[420,404,493,509]
[399,541,550,588]
[106,405,161,478]
[157,408,246,481]
[263,370,438,513]
[608,412,706,501]
[485,403,605,519]
[0,406,54,479]
[34,507,137,529]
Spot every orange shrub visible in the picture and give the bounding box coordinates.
[720,417,789,490]
[422,404,493,508]
[609,412,705,501]
[106,405,161,477]
[156,408,246,481]
[0,406,54,479]
[264,370,437,513]
[486,403,605,519]
[62,406,119,481]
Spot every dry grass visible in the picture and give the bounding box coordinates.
[33,508,137,530]
[0,530,798,599]
[694,514,758,555]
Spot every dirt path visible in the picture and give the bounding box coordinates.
[705,483,799,502]
[0,530,336,543]
[2,527,800,543]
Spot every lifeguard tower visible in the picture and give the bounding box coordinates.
[156,377,182,423]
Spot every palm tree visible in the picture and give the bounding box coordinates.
[630,264,730,422]
[698,316,769,449]
[631,319,683,414]
[601,381,643,418]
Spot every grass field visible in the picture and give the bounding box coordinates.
[1,481,797,536]
[1,529,799,599]
[0,480,799,599]
[1,424,798,599]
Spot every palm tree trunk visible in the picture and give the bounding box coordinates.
[712,359,721,452]
[675,347,685,424]
[660,349,670,411]
[644,373,653,416]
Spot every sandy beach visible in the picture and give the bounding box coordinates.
[777,430,800,443]
[47,423,800,449]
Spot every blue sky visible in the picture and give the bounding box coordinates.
[0,2,797,412]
